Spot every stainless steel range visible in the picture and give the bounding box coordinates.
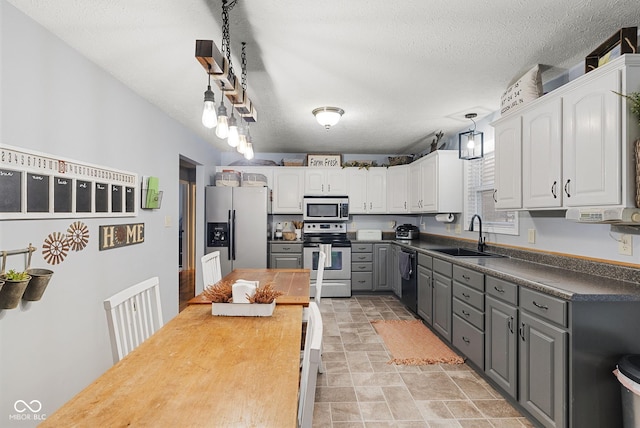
[303,222,351,297]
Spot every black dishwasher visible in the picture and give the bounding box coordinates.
[399,248,417,313]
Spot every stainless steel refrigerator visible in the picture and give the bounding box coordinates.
[205,186,268,277]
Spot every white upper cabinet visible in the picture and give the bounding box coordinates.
[386,165,409,213]
[522,99,562,208]
[494,115,523,210]
[409,151,463,214]
[347,167,387,214]
[562,67,621,207]
[272,168,304,213]
[495,54,640,211]
[304,168,348,195]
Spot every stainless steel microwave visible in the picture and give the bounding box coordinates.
[302,196,349,221]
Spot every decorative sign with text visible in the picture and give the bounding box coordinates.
[306,154,342,168]
[99,223,145,251]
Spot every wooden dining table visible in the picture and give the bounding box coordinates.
[41,303,304,427]
[188,268,311,306]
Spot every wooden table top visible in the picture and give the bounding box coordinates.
[42,304,303,428]
[189,268,310,306]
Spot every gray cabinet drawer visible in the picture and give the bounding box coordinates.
[453,282,484,311]
[453,298,484,330]
[486,276,518,305]
[418,253,432,269]
[520,287,567,327]
[433,258,452,276]
[352,262,373,272]
[352,272,373,290]
[453,265,484,291]
[352,253,373,262]
[352,243,373,252]
[270,243,303,253]
[453,314,484,369]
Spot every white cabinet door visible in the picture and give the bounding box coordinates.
[326,168,348,195]
[420,155,438,212]
[367,168,387,213]
[409,162,423,212]
[347,169,368,213]
[272,168,304,213]
[562,68,621,207]
[387,165,409,213]
[304,169,325,195]
[522,99,562,208]
[494,115,522,210]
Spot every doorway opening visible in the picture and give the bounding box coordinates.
[179,158,197,311]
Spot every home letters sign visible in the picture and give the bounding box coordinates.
[99,223,145,250]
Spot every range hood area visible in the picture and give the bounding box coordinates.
[565,207,640,225]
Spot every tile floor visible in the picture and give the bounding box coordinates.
[313,295,535,428]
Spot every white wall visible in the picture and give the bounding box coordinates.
[0,3,220,424]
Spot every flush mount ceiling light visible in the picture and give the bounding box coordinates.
[312,107,344,130]
[458,113,484,160]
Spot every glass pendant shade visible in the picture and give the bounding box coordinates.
[201,86,217,129]
[244,142,254,160]
[227,115,239,147]
[237,134,247,154]
[215,101,229,139]
[458,130,483,160]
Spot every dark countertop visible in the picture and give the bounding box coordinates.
[353,238,640,302]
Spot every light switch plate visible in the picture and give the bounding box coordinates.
[528,229,536,244]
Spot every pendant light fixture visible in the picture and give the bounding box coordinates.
[201,67,217,129]
[236,119,248,154]
[458,113,484,160]
[244,124,254,160]
[215,82,229,139]
[227,111,239,147]
[312,106,344,129]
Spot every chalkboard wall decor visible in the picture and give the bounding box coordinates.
[0,144,138,219]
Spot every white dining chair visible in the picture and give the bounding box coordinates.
[103,277,163,364]
[298,301,323,428]
[201,251,222,288]
[302,251,325,372]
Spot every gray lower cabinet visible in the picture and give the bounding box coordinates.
[451,265,485,369]
[432,258,452,342]
[485,294,518,398]
[352,243,373,291]
[389,244,401,298]
[416,254,433,325]
[268,242,302,268]
[373,243,391,291]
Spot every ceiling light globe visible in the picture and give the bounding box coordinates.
[312,107,344,129]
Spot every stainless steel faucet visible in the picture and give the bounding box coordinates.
[469,214,486,252]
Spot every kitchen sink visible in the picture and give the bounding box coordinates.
[431,247,504,258]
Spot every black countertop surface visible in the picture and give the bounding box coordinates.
[355,238,640,302]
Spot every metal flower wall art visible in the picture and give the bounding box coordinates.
[42,221,89,265]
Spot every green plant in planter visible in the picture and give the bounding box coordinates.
[613,91,640,125]
[4,269,30,281]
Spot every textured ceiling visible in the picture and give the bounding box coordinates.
[6,0,640,155]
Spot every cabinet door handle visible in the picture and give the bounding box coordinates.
[461,310,470,317]
[519,322,526,341]
[494,286,505,293]
[363,202,366,209]
[551,181,557,198]
[462,293,470,299]
[564,179,571,198]
[404,201,407,209]
[370,202,372,210]
[462,336,470,344]
[493,189,497,203]
[532,301,549,310]
[327,184,330,192]
[462,274,470,281]
[508,316,514,334]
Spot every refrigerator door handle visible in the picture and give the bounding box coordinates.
[227,209,232,260]
[231,209,236,261]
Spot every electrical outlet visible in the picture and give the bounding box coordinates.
[619,234,633,256]
[528,229,536,244]
[446,224,451,232]
[455,224,462,234]
[351,222,357,230]
[164,216,172,228]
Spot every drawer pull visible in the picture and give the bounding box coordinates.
[462,336,470,344]
[359,256,366,260]
[359,266,366,270]
[462,274,470,281]
[461,310,470,317]
[358,280,366,283]
[494,286,505,293]
[532,301,549,310]
[283,247,290,250]
[462,293,470,299]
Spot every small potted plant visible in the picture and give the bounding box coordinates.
[0,269,32,309]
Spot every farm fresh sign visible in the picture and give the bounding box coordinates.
[306,154,342,167]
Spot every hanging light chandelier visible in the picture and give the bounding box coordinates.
[458,113,484,160]
[195,0,258,143]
